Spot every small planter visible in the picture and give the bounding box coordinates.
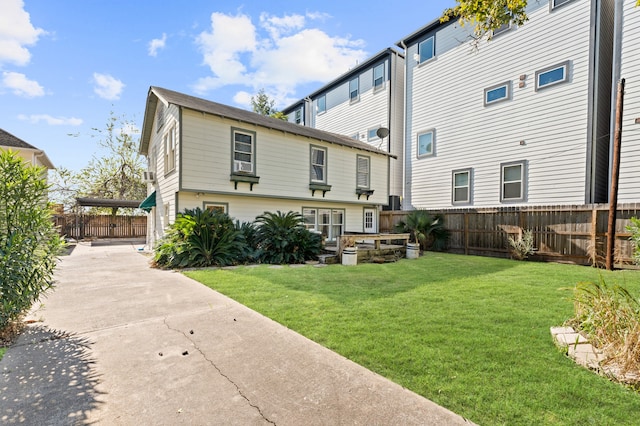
[342,247,358,266]
[406,243,420,259]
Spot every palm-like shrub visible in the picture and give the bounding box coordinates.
[153,208,244,268]
[236,220,260,264]
[254,211,321,264]
[395,210,449,251]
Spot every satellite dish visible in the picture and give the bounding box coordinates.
[376,127,389,139]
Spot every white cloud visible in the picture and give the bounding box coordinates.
[92,72,125,100]
[232,91,253,108]
[18,114,83,126]
[2,71,44,97]
[148,33,167,57]
[0,0,46,66]
[193,11,367,107]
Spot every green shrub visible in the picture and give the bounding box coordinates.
[236,220,260,264]
[153,208,244,268]
[628,217,640,265]
[254,211,321,264]
[567,278,640,377]
[395,210,449,251]
[508,229,535,260]
[0,150,64,329]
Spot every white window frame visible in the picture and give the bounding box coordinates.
[295,109,302,124]
[231,128,256,175]
[501,161,526,202]
[203,202,228,214]
[367,127,380,142]
[418,36,435,64]
[452,168,472,205]
[310,145,327,184]
[550,0,574,10]
[317,95,326,114]
[163,124,176,174]
[303,207,344,242]
[373,63,385,91]
[356,155,370,189]
[492,22,512,37]
[349,77,359,103]
[484,81,511,106]
[417,129,435,158]
[535,61,570,91]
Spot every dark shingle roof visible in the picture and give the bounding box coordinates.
[0,128,37,150]
[139,86,395,158]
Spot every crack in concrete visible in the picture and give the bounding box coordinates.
[163,318,276,425]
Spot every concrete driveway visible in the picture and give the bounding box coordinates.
[1,242,472,425]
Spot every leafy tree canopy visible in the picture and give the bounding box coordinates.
[251,89,288,121]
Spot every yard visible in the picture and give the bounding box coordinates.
[184,253,640,425]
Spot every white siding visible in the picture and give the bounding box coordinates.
[405,0,597,209]
[179,109,390,205]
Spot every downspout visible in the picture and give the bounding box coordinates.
[399,40,408,211]
[387,54,393,207]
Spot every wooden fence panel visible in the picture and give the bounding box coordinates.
[380,203,640,266]
[54,214,146,239]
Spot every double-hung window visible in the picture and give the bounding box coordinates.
[452,168,472,205]
[484,81,511,106]
[349,77,359,102]
[356,155,370,189]
[295,109,302,124]
[418,36,435,63]
[535,61,570,91]
[163,124,176,174]
[501,161,526,202]
[232,129,255,174]
[310,146,327,183]
[303,208,344,242]
[417,129,435,158]
[317,95,326,114]
[373,63,385,90]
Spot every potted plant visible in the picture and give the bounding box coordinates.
[340,235,358,266]
[395,211,449,258]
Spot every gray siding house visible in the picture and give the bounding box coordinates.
[282,48,405,210]
[397,0,617,210]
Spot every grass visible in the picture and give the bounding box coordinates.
[0,347,5,361]
[184,253,640,425]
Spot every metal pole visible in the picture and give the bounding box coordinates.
[606,78,625,270]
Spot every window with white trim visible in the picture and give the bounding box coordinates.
[373,63,385,90]
[356,155,370,189]
[418,36,435,63]
[550,0,574,10]
[295,109,302,124]
[303,208,344,242]
[535,61,569,91]
[452,168,472,205]
[484,81,511,106]
[501,161,526,202]
[417,129,435,158]
[367,128,380,142]
[204,202,228,214]
[310,146,327,183]
[349,77,359,102]
[232,128,255,175]
[317,95,326,114]
[492,22,512,37]
[163,124,176,174]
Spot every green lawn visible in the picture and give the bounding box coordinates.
[184,253,640,425]
[0,347,5,361]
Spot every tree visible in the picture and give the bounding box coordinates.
[0,150,64,330]
[250,89,288,121]
[77,112,147,215]
[443,0,640,42]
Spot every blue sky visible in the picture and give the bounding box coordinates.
[1,0,454,172]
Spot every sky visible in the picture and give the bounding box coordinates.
[1,0,455,172]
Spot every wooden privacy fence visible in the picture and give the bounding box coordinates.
[53,214,147,240]
[380,204,640,266]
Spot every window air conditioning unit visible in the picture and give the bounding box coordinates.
[234,160,253,173]
[143,171,156,182]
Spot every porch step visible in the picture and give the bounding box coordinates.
[318,254,338,264]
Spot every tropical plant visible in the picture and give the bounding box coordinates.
[236,220,260,264]
[627,217,640,265]
[254,211,321,264]
[508,229,535,260]
[567,278,640,377]
[0,150,65,330]
[153,208,244,268]
[395,210,449,251]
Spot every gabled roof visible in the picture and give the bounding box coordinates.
[282,47,404,113]
[139,86,395,158]
[0,128,55,169]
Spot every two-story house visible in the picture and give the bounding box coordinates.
[138,87,394,247]
[396,0,616,210]
[282,48,405,210]
[611,0,640,203]
[0,128,55,178]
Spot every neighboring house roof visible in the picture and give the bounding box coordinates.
[282,47,405,113]
[139,86,396,159]
[0,128,55,169]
